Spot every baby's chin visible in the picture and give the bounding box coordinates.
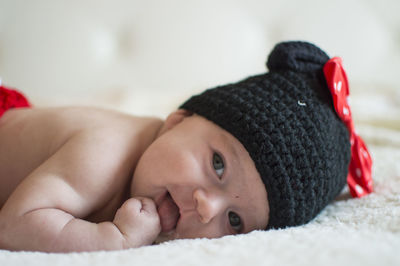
[153,231,177,244]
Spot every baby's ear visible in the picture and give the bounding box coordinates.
[157,109,193,136]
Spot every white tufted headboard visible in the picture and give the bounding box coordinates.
[0,0,399,118]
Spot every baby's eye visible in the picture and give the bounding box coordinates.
[212,152,225,178]
[228,211,242,233]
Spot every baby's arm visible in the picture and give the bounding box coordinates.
[0,129,160,252]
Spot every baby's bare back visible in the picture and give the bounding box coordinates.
[0,107,92,207]
[0,106,163,251]
[0,107,160,209]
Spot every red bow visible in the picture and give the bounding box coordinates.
[323,57,373,198]
[0,85,31,117]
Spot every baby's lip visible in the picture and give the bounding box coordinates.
[156,191,180,233]
[155,191,167,207]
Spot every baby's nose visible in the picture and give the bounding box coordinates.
[193,188,224,224]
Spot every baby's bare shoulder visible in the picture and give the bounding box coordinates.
[0,106,163,210]
[30,106,161,133]
[1,106,162,157]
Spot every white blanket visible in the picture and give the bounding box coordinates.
[1,86,399,266]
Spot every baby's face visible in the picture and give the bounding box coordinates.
[131,111,269,242]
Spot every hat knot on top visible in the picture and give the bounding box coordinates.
[180,41,351,229]
[267,41,329,73]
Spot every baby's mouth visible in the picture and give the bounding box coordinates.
[157,191,180,233]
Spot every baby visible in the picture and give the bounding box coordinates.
[0,41,372,252]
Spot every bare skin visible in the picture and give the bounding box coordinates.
[0,107,269,252]
[0,107,163,252]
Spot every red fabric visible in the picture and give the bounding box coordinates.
[0,85,32,118]
[323,57,373,198]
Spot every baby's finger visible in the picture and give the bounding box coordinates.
[136,197,158,214]
[120,197,142,213]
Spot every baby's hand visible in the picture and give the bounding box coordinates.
[113,197,161,248]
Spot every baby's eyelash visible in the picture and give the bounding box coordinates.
[228,211,243,233]
[212,152,225,178]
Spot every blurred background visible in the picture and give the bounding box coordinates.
[0,0,399,121]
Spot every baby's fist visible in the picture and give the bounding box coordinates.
[113,197,161,247]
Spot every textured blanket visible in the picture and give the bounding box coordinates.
[1,85,399,266]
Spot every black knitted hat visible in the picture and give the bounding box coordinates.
[180,41,351,229]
